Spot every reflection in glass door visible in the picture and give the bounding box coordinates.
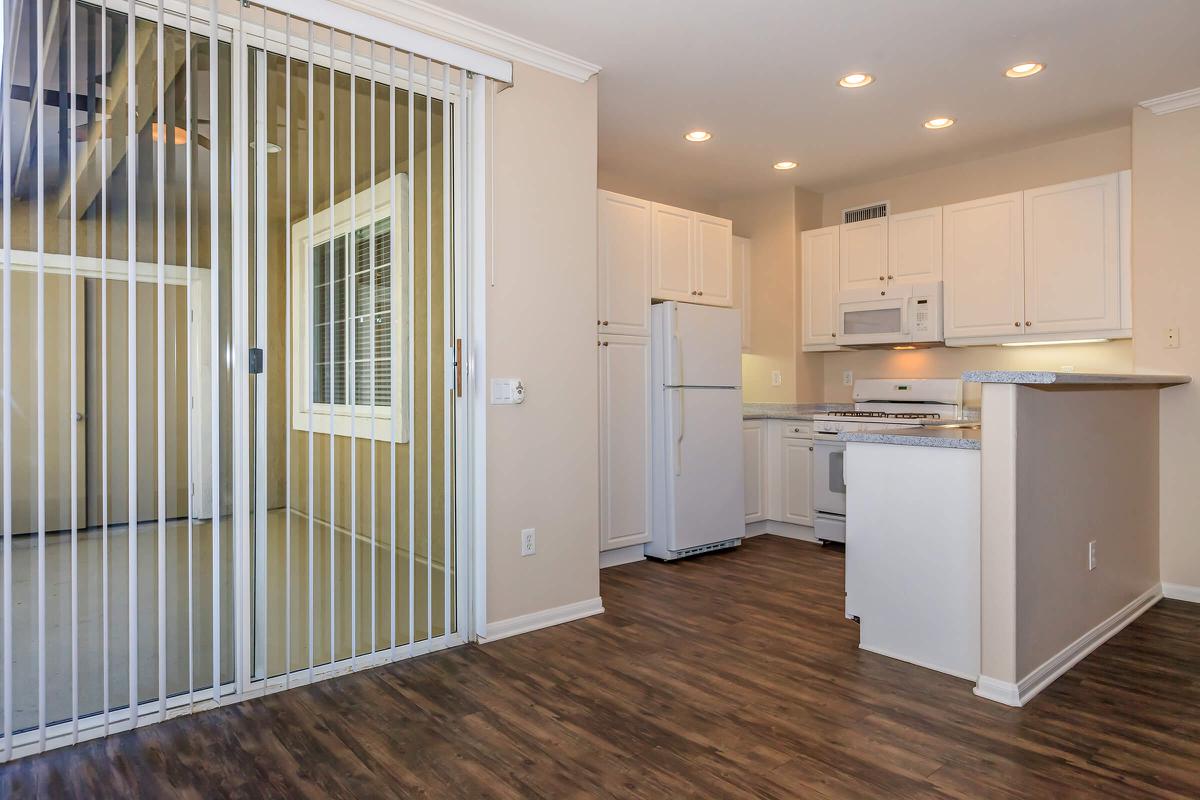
[0,0,474,761]
[243,10,463,688]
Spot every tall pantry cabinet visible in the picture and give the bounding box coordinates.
[597,190,653,553]
[597,190,737,556]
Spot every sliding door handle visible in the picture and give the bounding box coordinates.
[455,338,464,398]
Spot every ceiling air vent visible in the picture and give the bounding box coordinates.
[842,202,889,224]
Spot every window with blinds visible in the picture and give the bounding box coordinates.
[291,177,408,441]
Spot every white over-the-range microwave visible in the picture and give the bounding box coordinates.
[835,282,943,347]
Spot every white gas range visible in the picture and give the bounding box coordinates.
[810,379,964,544]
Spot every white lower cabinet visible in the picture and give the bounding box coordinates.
[599,335,651,551]
[745,419,815,533]
[743,421,767,523]
[781,436,814,526]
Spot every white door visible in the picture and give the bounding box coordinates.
[693,213,734,306]
[734,236,752,350]
[801,225,840,349]
[597,191,652,336]
[781,437,813,526]
[651,203,694,302]
[1023,174,1121,335]
[669,388,745,550]
[742,420,766,523]
[598,336,651,551]
[839,218,889,291]
[943,192,1025,339]
[888,207,942,285]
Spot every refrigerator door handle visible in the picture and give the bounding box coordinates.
[672,332,684,387]
[673,388,684,476]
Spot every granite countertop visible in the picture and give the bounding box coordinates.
[962,370,1190,387]
[839,426,982,451]
[742,403,851,421]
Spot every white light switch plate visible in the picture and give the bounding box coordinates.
[490,378,526,405]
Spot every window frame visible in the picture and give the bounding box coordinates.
[290,174,410,442]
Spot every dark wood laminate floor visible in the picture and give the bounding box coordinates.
[3,534,1198,799]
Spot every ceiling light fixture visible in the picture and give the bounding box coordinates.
[684,130,712,142]
[1000,338,1109,347]
[151,122,188,145]
[924,117,955,130]
[773,161,798,171]
[838,72,874,89]
[1005,62,1045,78]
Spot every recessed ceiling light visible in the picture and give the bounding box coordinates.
[924,117,955,130]
[684,130,712,142]
[773,161,798,171]
[839,73,874,89]
[1005,62,1044,78]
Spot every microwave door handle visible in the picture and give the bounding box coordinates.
[900,298,911,335]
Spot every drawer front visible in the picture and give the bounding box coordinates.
[781,422,812,439]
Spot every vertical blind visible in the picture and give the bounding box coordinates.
[0,0,486,761]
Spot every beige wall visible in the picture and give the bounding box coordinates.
[1013,386,1160,676]
[487,64,601,624]
[814,126,1135,404]
[1130,104,1200,591]
[718,187,822,403]
[819,126,1132,227]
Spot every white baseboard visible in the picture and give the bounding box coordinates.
[745,520,818,543]
[974,583,1162,708]
[599,544,645,569]
[478,596,604,644]
[1162,582,1200,603]
[973,675,1021,706]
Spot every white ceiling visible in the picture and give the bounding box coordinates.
[429,0,1200,202]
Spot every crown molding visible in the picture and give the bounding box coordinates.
[334,0,601,83]
[1139,87,1200,116]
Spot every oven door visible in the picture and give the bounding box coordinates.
[813,437,847,516]
[836,288,911,346]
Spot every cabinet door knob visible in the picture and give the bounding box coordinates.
[887,275,894,280]
[878,276,885,281]
[809,446,813,451]
[602,320,609,326]
[603,341,609,346]
[1025,321,1031,326]
[880,291,885,296]
[1014,322,1021,327]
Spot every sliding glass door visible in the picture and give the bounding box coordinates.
[0,0,472,760]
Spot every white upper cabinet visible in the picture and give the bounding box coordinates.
[651,202,694,303]
[839,217,889,291]
[598,335,651,551]
[693,213,734,306]
[649,201,734,307]
[734,235,752,350]
[1023,173,1121,335]
[888,207,942,285]
[801,225,840,350]
[598,191,652,336]
[943,192,1025,340]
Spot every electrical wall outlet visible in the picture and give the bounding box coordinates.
[521,528,536,557]
[1166,327,1180,349]
[842,370,853,386]
[770,370,782,387]
[1088,540,1097,571]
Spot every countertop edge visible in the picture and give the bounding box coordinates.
[962,370,1191,386]
[838,430,982,451]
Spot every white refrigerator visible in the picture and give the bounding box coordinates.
[646,301,745,560]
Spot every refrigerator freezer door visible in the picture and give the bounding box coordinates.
[665,387,745,551]
[665,302,742,388]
